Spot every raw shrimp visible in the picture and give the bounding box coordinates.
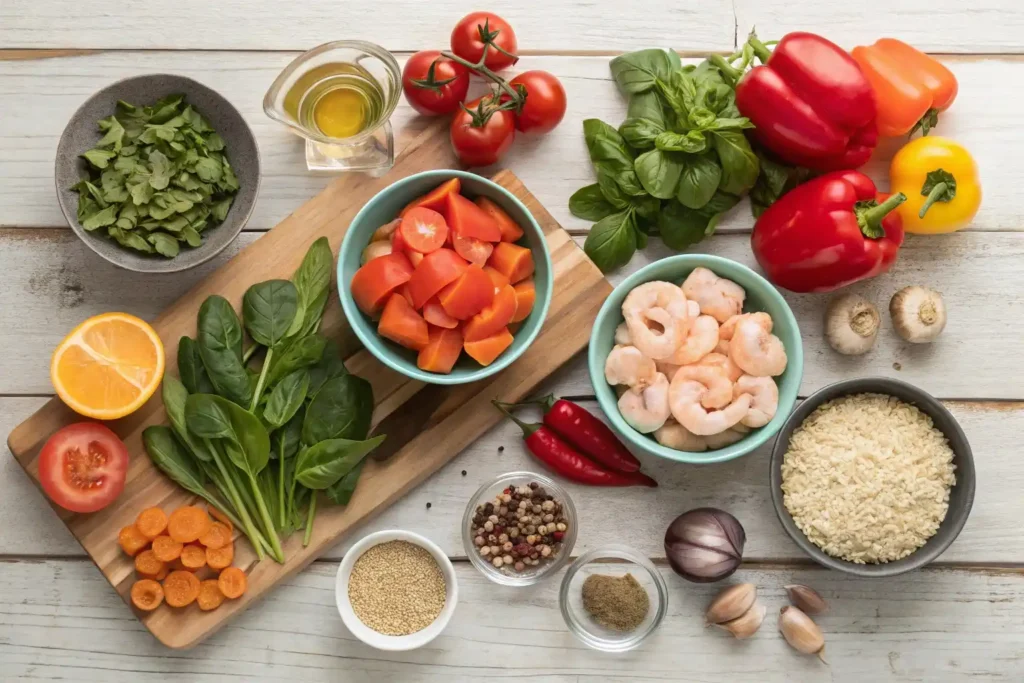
[729,318,788,377]
[682,267,746,323]
[687,300,701,318]
[669,376,752,436]
[618,372,671,433]
[705,428,747,450]
[714,339,731,355]
[697,352,743,382]
[614,323,632,345]
[666,315,719,365]
[719,312,772,341]
[733,375,779,428]
[622,281,691,360]
[672,365,734,410]
[654,419,708,452]
[604,345,656,389]
[655,360,681,381]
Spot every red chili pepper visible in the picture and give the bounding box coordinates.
[751,171,906,293]
[498,395,641,473]
[732,32,878,171]
[493,402,657,488]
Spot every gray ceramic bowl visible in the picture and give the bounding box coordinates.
[55,74,260,273]
[770,377,975,577]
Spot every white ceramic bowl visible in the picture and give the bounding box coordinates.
[335,529,458,651]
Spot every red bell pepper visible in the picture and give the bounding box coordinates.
[733,32,878,171]
[751,171,906,293]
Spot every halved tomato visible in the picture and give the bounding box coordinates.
[38,423,129,513]
[453,234,494,266]
[350,251,415,315]
[399,207,449,254]
[446,192,502,241]
[407,248,469,309]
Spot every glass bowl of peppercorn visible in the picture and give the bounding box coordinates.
[462,471,578,586]
[558,545,668,652]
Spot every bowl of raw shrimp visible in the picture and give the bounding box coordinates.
[588,255,803,464]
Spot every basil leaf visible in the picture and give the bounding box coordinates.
[243,279,299,348]
[610,49,675,93]
[147,231,179,258]
[82,148,117,169]
[267,334,326,387]
[185,393,271,476]
[569,184,616,221]
[750,153,813,217]
[635,149,683,200]
[658,201,710,251]
[295,435,385,490]
[704,190,742,217]
[263,369,309,429]
[703,117,754,132]
[302,374,374,446]
[627,91,667,129]
[584,208,637,273]
[197,295,252,407]
[583,119,644,197]
[658,70,697,122]
[631,194,661,222]
[713,130,760,196]
[655,130,707,154]
[325,460,365,505]
[597,174,630,209]
[677,154,723,209]
[620,117,665,150]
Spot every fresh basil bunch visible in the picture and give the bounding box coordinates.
[143,238,384,563]
[571,49,761,272]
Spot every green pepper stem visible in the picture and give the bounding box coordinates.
[748,35,774,63]
[857,193,907,239]
[919,181,949,218]
[491,400,541,438]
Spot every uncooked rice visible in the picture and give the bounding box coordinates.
[781,393,956,564]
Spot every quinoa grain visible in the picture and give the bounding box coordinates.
[348,541,446,636]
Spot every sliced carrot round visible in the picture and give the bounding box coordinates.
[198,521,232,550]
[510,279,536,323]
[206,541,235,571]
[218,566,248,599]
[463,285,518,342]
[134,549,166,578]
[407,248,469,309]
[437,265,494,320]
[135,507,168,540]
[131,579,164,611]
[119,524,150,557]
[453,234,495,266]
[197,579,225,611]
[167,506,212,544]
[475,196,525,242]
[180,543,207,570]
[163,570,201,607]
[422,298,459,329]
[399,207,449,254]
[208,507,234,533]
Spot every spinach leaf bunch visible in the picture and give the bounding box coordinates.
[143,238,385,563]
[571,49,762,272]
[71,95,240,259]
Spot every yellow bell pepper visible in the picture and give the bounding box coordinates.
[889,136,981,234]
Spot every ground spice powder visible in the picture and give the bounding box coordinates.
[348,540,447,636]
[581,572,649,631]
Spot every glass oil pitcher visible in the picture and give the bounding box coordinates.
[264,41,401,174]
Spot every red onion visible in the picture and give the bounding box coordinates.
[664,508,745,582]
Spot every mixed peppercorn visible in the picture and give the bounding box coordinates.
[471,481,568,573]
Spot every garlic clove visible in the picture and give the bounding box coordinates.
[715,601,766,639]
[779,606,827,662]
[705,582,757,625]
[825,293,880,355]
[890,286,946,344]
[784,584,828,616]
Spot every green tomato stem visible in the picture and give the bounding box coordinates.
[303,492,317,547]
[248,347,273,412]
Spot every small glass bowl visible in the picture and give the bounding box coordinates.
[462,471,578,586]
[559,545,668,652]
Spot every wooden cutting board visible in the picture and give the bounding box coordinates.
[7,118,613,649]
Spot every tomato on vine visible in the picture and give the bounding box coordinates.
[450,98,516,167]
[402,50,470,116]
[450,12,519,71]
[508,70,567,134]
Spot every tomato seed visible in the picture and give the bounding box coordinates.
[63,441,108,489]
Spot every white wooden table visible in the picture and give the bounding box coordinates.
[3,2,1023,680]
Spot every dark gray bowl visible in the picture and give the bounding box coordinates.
[55,74,260,273]
[770,377,975,577]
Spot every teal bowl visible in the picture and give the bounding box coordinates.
[338,170,553,385]
[588,254,803,464]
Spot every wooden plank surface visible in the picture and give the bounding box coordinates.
[0,52,1016,236]
[2,559,1022,681]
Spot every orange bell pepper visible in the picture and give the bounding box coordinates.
[851,39,958,137]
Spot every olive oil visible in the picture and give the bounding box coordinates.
[282,62,386,140]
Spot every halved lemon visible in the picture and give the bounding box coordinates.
[51,313,165,420]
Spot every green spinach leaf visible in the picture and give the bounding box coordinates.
[294,435,385,490]
[325,461,365,506]
[568,184,616,221]
[185,393,271,476]
[143,426,211,499]
[243,279,299,348]
[288,237,334,338]
[197,295,252,407]
[583,208,637,273]
[635,149,683,199]
[677,154,722,209]
[270,407,304,461]
[263,369,309,429]
[267,334,327,387]
[177,336,214,395]
[307,339,349,398]
[302,374,374,446]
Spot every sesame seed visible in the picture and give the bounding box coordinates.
[348,540,446,636]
